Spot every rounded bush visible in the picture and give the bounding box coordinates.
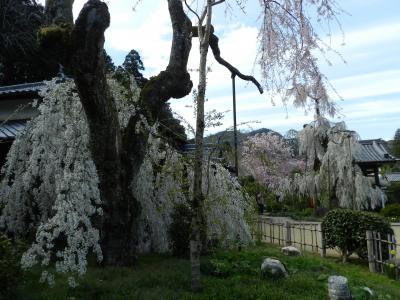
[322,209,392,262]
[380,203,400,220]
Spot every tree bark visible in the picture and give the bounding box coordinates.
[70,0,194,265]
[123,0,193,181]
[72,0,136,266]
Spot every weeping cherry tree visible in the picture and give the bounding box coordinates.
[296,117,386,210]
[0,0,348,291]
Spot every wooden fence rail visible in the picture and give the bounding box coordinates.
[366,230,399,279]
[254,217,400,280]
[254,217,326,257]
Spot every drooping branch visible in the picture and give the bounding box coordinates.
[192,26,264,94]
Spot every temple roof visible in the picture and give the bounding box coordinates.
[0,119,27,140]
[354,139,398,164]
[0,82,45,99]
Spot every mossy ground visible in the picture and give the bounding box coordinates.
[14,243,400,300]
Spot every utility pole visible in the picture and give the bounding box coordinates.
[232,73,238,176]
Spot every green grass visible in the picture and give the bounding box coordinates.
[14,244,400,300]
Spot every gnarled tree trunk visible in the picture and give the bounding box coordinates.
[46,0,194,265]
[72,0,135,265]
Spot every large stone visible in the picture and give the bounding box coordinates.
[261,258,288,279]
[328,276,351,300]
[281,246,301,256]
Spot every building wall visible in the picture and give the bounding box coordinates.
[0,98,38,121]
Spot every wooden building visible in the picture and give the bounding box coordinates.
[354,139,399,187]
[0,82,44,167]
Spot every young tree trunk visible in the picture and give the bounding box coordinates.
[191,1,213,292]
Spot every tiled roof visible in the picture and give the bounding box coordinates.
[385,172,400,182]
[181,143,215,154]
[0,82,45,98]
[0,120,27,140]
[354,139,398,163]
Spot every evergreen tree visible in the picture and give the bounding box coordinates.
[120,49,148,88]
[0,0,57,85]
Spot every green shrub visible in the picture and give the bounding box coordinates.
[168,203,192,257]
[322,209,392,262]
[240,176,275,214]
[386,182,400,204]
[0,234,24,299]
[380,203,400,221]
[383,260,398,280]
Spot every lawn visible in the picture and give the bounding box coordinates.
[14,244,400,300]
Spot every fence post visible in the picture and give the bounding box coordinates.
[285,221,291,246]
[318,223,326,258]
[366,230,377,273]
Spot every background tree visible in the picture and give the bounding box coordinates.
[284,129,300,155]
[121,49,148,88]
[241,132,304,198]
[103,50,116,74]
[0,0,58,85]
[296,117,385,210]
[392,128,400,157]
[114,50,147,88]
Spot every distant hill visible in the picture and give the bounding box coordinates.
[188,128,282,146]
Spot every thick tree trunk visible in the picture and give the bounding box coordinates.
[123,0,193,182]
[72,0,136,265]
[191,1,213,292]
[70,0,193,265]
[45,0,193,267]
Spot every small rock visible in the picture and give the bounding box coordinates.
[361,287,373,296]
[328,275,351,300]
[281,246,301,256]
[261,258,288,279]
[317,274,328,281]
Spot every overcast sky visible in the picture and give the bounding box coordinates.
[41,0,400,140]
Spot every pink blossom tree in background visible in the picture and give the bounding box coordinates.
[241,132,305,198]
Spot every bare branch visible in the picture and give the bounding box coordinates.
[212,0,225,6]
[183,0,200,22]
[191,26,263,94]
